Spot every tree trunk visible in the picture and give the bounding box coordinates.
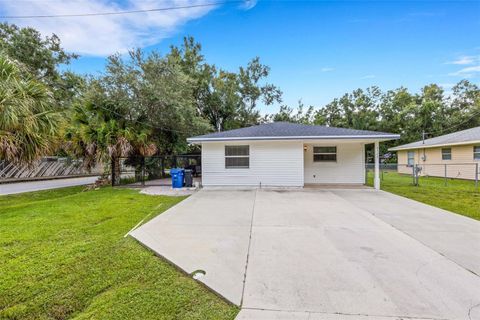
[111,156,121,185]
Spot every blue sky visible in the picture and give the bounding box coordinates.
[1,0,479,113]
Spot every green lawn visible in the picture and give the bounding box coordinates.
[0,187,238,320]
[367,171,480,221]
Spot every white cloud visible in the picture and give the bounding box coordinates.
[447,55,477,65]
[360,74,375,79]
[449,65,480,78]
[320,67,334,72]
[241,0,257,10]
[0,0,225,56]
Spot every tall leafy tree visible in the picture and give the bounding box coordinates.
[447,80,480,131]
[269,101,314,124]
[66,80,157,183]
[313,87,380,130]
[275,80,479,155]
[0,23,83,109]
[0,55,61,164]
[67,48,212,182]
[235,57,283,128]
[168,37,282,131]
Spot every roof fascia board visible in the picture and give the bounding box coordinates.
[187,135,400,143]
[389,139,480,151]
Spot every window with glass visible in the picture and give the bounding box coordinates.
[313,146,337,162]
[225,145,249,168]
[441,148,452,160]
[407,151,415,166]
[474,146,480,160]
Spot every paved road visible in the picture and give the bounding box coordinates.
[132,188,480,320]
[0,176,99,195]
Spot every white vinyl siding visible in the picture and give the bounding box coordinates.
[202,141,304,187]
[304,143,364,184]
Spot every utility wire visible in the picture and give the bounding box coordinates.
[438,109,480,133]
[94,103,201,135]
[422,108,480,140]
[0,1,242,19]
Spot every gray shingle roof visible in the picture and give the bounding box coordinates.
[187,122,399,142]
[389,126,480,151]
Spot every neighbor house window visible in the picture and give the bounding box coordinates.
[442,148,452,160]
[225,145,249,168]
[474,146,480,160]
[313,146,337,162]
[407,151,415,166]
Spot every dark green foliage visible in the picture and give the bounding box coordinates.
[271,81,480,153]
[168,37,282,132]
[0,23,83,109]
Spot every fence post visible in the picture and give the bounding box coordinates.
[415,164,420,187]
[141,156,145,187]
[475,163,478,192]
[444,164,447,187]
[160,156,165,178]
[412,165,416,186]
[111,158,115,187]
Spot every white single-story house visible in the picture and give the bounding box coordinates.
[187,122,400,189]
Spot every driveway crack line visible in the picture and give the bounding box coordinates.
[468,302,480,320]
[242,307,451,320]
[239,188,257,306]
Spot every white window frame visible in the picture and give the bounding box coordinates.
[441,148,452,161]
[313,146,337,162]
[474,146,480,160]
[407,151,415,167]
[225,145,249,169]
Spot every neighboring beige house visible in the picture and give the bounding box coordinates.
[389,126,480,180]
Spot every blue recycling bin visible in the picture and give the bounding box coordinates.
[170,168,184,188]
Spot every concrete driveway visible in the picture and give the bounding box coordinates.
[131,189,480,320]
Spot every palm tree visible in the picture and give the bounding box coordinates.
[66,96,157,184]
[0,54,60,164]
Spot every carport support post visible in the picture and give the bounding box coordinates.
[374,141,380,190]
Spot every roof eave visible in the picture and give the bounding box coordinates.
[389,139,480,151]
[187,134,400,143]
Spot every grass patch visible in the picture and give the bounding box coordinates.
[0,187,238,320]
[367,171,480,221]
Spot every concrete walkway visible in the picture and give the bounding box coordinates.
[0,176,98,195]
[131,189,480,320]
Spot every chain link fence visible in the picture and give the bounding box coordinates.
[112,155,201,187]
[366,163,479,191]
